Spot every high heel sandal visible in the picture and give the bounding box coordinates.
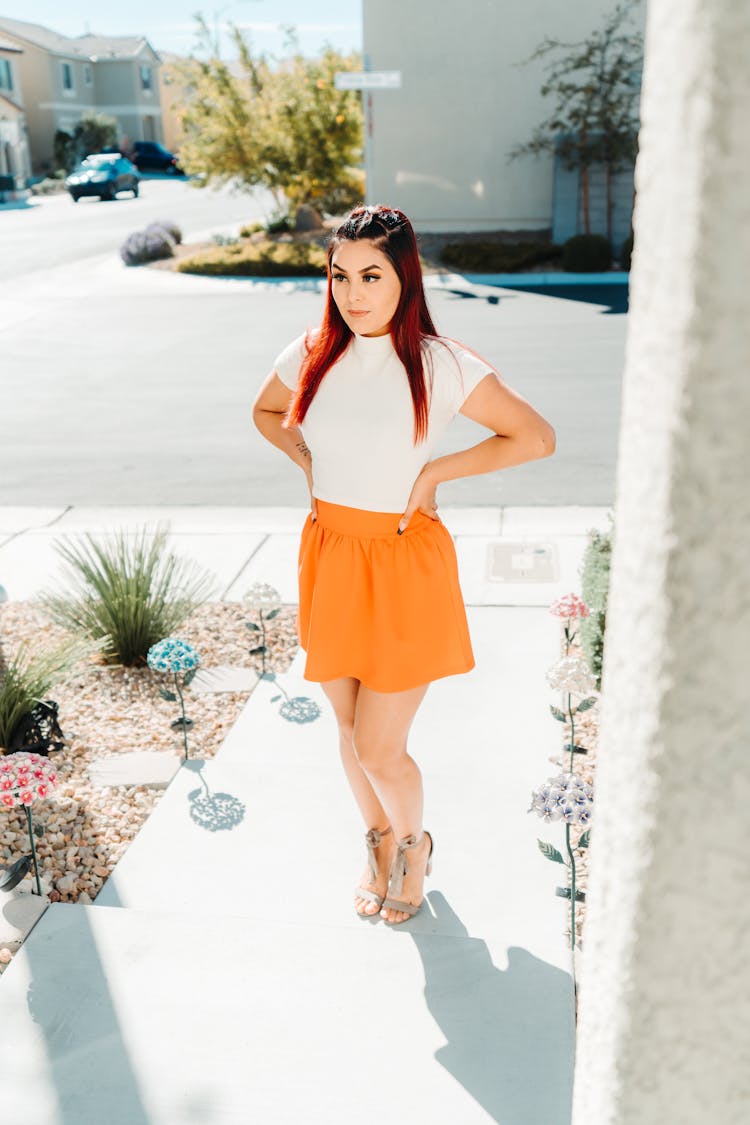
[354,824,393,914]
[380,830,433,922]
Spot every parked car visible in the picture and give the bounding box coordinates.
[66,153,139,202]
[129,141,183,175]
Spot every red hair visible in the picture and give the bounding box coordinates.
[283,205,438,445]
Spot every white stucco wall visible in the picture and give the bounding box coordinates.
[362,0,645,232]
[571,0,750,1121]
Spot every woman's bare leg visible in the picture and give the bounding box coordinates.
[319,676,395,914]
[352,681,432,923]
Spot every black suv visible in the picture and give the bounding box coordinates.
[129,142,183,175]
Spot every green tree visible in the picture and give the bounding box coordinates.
[73,111,119,162]
[508,1,643,242]
[168,16,363,218]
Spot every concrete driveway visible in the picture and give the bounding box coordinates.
[1,183,625,507]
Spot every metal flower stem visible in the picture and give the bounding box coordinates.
[259,611,268,676]
[563,618,578,946]
[173,671,190,759]
[564,819,577,950]
[24,806,42,896]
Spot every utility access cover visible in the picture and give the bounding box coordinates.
[487,541,558,582]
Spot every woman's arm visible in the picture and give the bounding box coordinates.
[426,371,556,485]
[252,371,312,478]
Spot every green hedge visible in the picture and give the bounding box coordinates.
[620,234,633,270]
[177,239,328,277]
[561,234,612,272]
[439,241,562,273]
[578,521,614,691]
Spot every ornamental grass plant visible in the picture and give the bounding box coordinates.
[37,525,218,667]
[0,637,104,750]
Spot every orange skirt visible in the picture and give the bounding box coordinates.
[295,498,475,692]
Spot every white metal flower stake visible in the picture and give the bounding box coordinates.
[147,638,201,760]
[528,592,598,952]
[0,753,59,895]
[242,583,321,723]
[243,582,282,680]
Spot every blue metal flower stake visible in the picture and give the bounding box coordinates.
[528,593,598,954]
[147,638,201,760]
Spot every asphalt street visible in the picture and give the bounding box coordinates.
[0,181,625,506]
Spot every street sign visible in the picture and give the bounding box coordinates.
[334,71,402,90]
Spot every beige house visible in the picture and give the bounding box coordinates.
[363,0,645,243]
[0,17,164,174]
[0,34,31,191]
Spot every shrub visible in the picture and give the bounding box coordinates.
[0,637,103,750]
[619,233,633,270]
[440,241,562,273]
[319,169,366,216]
[561,233,612,273]
[145,219,183,245]
[239,221,264,237]
[177,239,328,277]
[120,228,175,266]
[37,525,218,666]
[266,214,292,234]
[30,177,68,196]
[53,129,76,173]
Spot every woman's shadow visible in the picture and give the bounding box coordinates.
[411,891,575,1125]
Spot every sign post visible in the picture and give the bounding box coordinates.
[334,70,402,203]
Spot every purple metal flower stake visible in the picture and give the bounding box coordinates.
[147,638,201,760]
[0,753,59,895]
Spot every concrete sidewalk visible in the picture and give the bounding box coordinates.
[0,506,609,1124]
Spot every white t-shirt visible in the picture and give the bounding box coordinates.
[271,329,494,512]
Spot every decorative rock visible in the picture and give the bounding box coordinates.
[294,203,324,231]
[56,874,75,894]
[88,752,181,790]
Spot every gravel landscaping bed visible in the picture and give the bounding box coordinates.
[0,601,597,969]
[0,599,299,970]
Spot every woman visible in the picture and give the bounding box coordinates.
[253,205,555,925]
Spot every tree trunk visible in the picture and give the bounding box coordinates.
[606,163,613,246]
[580,121,590,234]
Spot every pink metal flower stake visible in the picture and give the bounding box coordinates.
[0,753,59,895]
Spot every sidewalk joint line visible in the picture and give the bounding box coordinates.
[0,504,73,549]
[220,532,271,600]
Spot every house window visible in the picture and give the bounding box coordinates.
[61,62,73,92]
[0,59,13,93]
[140,65,152,92]
[83,63,92,86]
